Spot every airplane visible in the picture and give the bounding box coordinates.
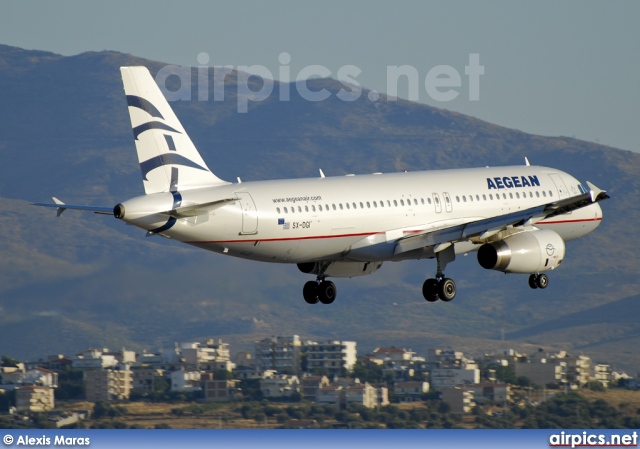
[35,66,610,305]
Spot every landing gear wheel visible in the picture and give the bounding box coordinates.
[536,273,548,289]
[438,278,456,302]
[303,281,319,304]
[528,274,539,289]
[422,278,439,302]
[318,281,337,304]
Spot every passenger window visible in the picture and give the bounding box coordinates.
[536,191,540,198]
[469,195,473,202]
[503,193,507,199]
[298,206,302,212]
[421,198,425,205]
[394,200,398,206]
[400,199,405,206]
[428,198,432,204]
[509,193,513,199]
[543,191,547,197]
[456,196,460,202]
[387,200,391,207]
[489,194,493,200]
[482,194,486,200]
[312,205,316,212]
[516,192,520,199]
[284,207,288,213]
[414,199,418,205]
[277,207,281,214]
[346,203,350,209]
[366,202,370,208]
[305,206,309,212]
[476,195,480,201]
[549,191,553,197]
[318,205,323,211]
[463,196,467,202]
[445,196,450,203]
[373,201,377,208]
[339,203,343,210]
[435,197,440,204]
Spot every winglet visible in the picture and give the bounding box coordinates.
[52,197,67,217]
[319,169,326,179]
[524,157,530,166]
[586,181,610,203]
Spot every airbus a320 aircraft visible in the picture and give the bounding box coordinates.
[35,67,609,305]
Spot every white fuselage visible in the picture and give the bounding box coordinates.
[119,165,603,265]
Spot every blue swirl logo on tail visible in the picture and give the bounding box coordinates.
[140,153,209,181]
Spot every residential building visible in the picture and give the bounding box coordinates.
[514,360,567,387]
[467,383,510,405]
[203,379,240,402]
[344,383,380,408]
[593,364,611,388]
[300,375,330,401]
[131,368,163,391]
[316,385,343,406]
[441,387,475,414]
[254,336,303,374]
[72,349,118,371]
[15,386,55,413]
[170,369,201,392]
[260,375,300,398]
[430,366,480,388]
[305,340,357,376]
[373,347,415,364]
[181,339,235,371]
[84,366,132,401]
[394,381,430,401]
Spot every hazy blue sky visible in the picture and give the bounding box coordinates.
[2,1,638,152]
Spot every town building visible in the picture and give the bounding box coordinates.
[260,375,300,398]
[203,379,240,402]
[441,387,476,414]
[15,386,55,413]
[394,381,430,401]
[254,336,303,374]
[84,366,132,401]
[305,340,357,376]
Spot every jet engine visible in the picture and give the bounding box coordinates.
[297,261,383,278]
[477,229,565,273]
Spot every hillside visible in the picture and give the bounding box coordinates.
[0,44,638,371]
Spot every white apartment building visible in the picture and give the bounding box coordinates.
[254,336,303,374]
[84,366,132,401]
[305,340,357,376]
[430,366,480,388]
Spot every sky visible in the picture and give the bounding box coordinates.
[1,1,638,152]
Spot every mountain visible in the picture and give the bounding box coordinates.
[0,44,638,371]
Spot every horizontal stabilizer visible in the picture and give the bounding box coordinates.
[33,198,114,216]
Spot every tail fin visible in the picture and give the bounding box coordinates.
[120,66,228,194]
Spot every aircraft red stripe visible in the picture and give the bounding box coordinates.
[189,217,602,245]
[537,217,602,225]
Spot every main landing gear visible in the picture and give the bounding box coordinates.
[303,278,337,305]
[528,273,548,289]
[422,277,456,302]
[422,244,457,302]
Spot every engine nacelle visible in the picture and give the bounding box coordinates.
[297,261,383,278]
[477,229,565,273]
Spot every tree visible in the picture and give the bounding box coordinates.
[1,355,20,368]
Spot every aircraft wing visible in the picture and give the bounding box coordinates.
[394,181,609,255]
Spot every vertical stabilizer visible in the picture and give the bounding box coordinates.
[120,66,228,194]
